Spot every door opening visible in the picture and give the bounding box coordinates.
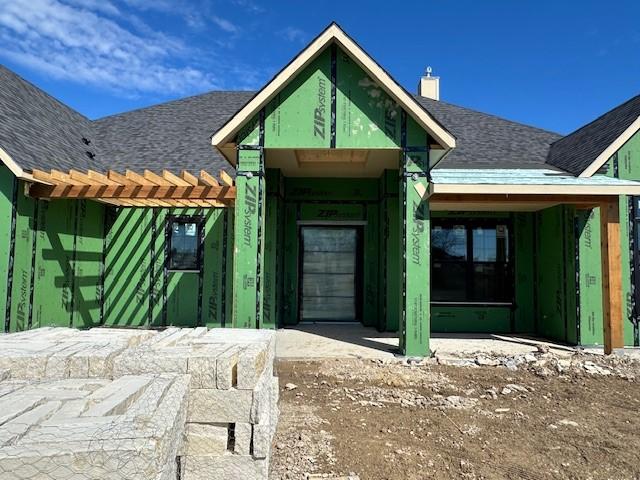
[299,226,362,323]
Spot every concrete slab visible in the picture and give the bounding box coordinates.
[276,324,582,359]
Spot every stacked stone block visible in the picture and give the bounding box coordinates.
[0,374,189,480]
[0,326,279,480]
[112,327,279,480]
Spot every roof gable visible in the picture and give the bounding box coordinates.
[211,22,455,160]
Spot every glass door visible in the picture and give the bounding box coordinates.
[300,227,359,322]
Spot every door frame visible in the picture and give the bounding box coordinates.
[297,223,365,324]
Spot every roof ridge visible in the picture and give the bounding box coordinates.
[551,94,640,147]
[415,95,561,137]
[93,90,255,123]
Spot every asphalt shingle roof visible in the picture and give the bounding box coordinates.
[546,95,640,175]
[0,65,100,173]
[93,91,254,177]
[4,62,632,178]
[414,96,563,170]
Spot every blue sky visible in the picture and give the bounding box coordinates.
[0,0,638,134]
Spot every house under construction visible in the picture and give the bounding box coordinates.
[2,23,640,356]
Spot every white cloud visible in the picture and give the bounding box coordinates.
[0,0,221,96]
[231,0,263,14]
[278,26,305,43]
[212,15,238,34]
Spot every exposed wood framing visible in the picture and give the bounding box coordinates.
[27,168,235,207]
[219,170,234,187]
[600,200,624,353]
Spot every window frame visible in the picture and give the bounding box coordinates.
[166,215,205,273]
[431,218,514,306]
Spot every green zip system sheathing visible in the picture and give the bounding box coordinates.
[1,174,106,332]
[233,108,266,329]
[0,165,14,326]
[263,169,284,329]
[103,207,232,328]
[575,209,604,345]
[535,205,577,344]
[399,114,430,357]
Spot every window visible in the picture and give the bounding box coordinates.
[167,216,203,271]
[431,220,512,303]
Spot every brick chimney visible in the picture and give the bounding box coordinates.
[418,66,439,101]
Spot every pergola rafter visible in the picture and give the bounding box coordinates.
[28,168,235,208]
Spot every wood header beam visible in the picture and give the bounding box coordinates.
[429,193,615,208]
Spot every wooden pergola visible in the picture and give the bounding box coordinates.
[27,168,236,208]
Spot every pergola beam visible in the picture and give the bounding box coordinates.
[26,168,235,205]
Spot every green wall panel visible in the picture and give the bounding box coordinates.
[32,200,76,329]
[363,203,379,327]
[335,48,401,148]
[8,186,36,332]
[225,208,235,326]
[263,178,280,329]
[265,48,331,148]
[285,177,378,202]
[432,307,512,333]
[619,196,635,345]
[399,150,430,356]
[104,208,152,327]
[282,202,298,325]
[72,200,104,329]
[202,208,226,328]
[384,195,400,332]
[514,212,535,333]
[575,209,604,345]
[166,272,199,327]
[150,209,166,327]
[535,205,577,343]
[0,166,14,327]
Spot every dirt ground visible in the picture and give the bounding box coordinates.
[269,353,640,480]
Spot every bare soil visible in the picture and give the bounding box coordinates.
[269,356,640,480]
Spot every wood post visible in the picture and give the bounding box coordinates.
[600,200,624,353]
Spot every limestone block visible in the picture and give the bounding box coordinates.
[252,423,272,459]
[216,345,240,389]
[113,347,190,376]
[188,388,253,423]
[234,422,252,455]
[183,423,228,456]
[0,374,189,480]
[187,344,233,389]
[182,454,269,480]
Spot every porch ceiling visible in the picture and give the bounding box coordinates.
[266,148,401,178]
[25,168,235,208]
